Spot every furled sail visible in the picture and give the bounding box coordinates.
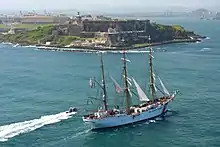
[132,77,150,102]
[154,84,157,93]
[128,88,133,97]
[153,73,157,92]
[158,76,170,96]
[122,75,132,86]
[110,76,123,93]
[121,58,131,63]
[153,73,156,81]
[127,78,132,86]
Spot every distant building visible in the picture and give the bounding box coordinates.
[191,8,209,16]
[191,8,215,18]
[21,16,53,24]
[70,12,113,24]
[53,16,70,24]
[53,24,82,36]
[0,16,21,23]
[21,15,70,24]
[213,12,220,20]
[81,19,150,32]
[50,12,152,47]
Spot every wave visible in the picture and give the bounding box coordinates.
[112,50,150,54]
[205,37,211,40]
[0,111,77,142]
[0,42,13,45]
[200,48,211,52]
[149,120,156,123]
[22,45,37,48]
[88,48,168,54]
[169,51,178,54]
[69,129,91,139]
[94,50,150,54]
[13,44,20,48]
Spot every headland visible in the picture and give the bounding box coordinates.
[0,12,205,51]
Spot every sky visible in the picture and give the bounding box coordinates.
[0,0,219,12]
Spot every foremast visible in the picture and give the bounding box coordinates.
[149,47,156,100]
[122,51,130,114]
[100,53,108,111]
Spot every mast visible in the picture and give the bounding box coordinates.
[148,36,156,100]
[149,47,156,100]
[100,53,108,111]
[122,51,130,114]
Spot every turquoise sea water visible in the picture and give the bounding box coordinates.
[0,18,220,147]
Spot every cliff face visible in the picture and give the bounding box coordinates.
[105,23,201,47]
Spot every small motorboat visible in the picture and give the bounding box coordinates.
[66,107,78,114]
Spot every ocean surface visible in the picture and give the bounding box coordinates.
[0,17,220,147]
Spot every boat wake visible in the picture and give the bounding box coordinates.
[0,111,77,142]
[69,129,91,139]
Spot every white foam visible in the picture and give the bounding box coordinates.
[200,48,211,52]
[23,45,36,48]
[0,111,77,142]
[69,129,90,139]
[0,42,13,45]
[155,117,163,121]
[12,44,20,48]
[144,122,149,125]
[96,50,150,54]
[205,37,211,40]
[170,52,178,54]
[149,120,156,123]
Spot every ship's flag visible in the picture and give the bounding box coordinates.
[115,84,123,93]
[170,90,178,101]
[89,78,95,88]
[110,76,123,93]
[170,94,174,100]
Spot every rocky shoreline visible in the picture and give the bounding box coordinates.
[0,37,205,53]
[34,38,204,52]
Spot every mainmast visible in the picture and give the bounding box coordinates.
[122,51,130,114]
[148,36,156,100]
[100,53,108,111]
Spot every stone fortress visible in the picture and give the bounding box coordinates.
[54,12,152,47]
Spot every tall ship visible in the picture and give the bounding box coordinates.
[83,47,179,130]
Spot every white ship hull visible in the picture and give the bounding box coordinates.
[83,103,169,130]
